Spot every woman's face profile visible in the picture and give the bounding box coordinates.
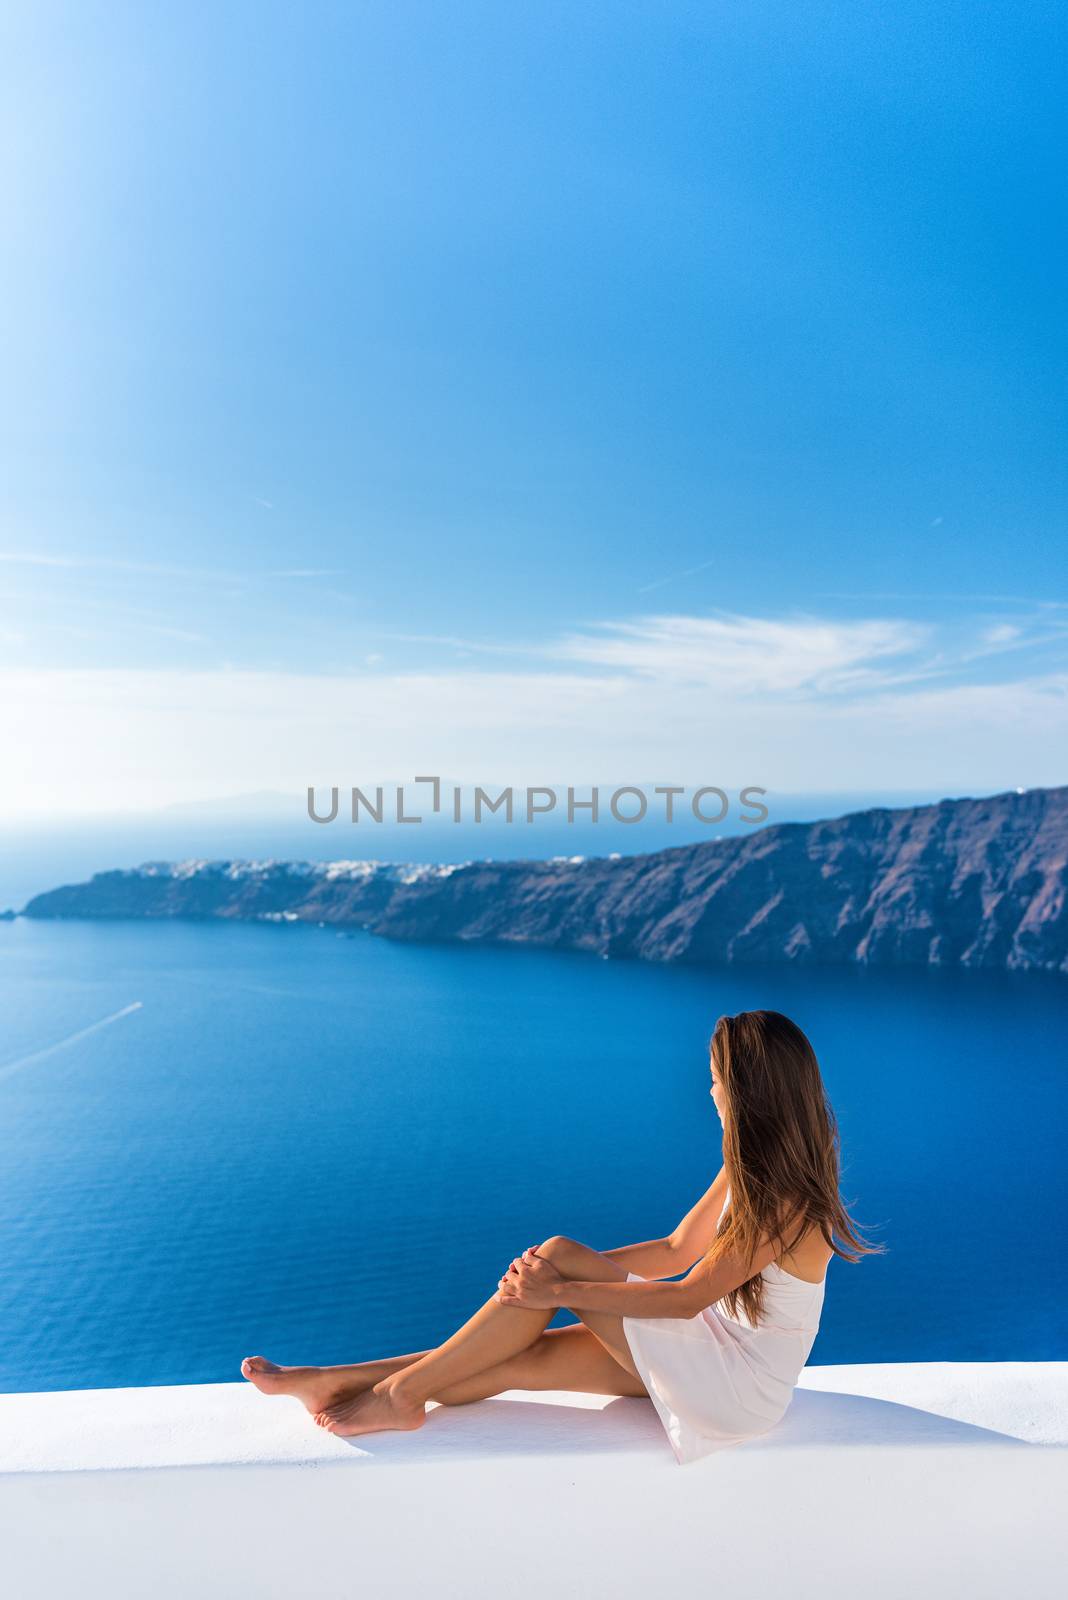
[709,1053,725,1124]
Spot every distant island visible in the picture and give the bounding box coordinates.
[20,786,1068,974]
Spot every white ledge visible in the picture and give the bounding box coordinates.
[1,1361,1067,1473]
[2,1363,1066,1598]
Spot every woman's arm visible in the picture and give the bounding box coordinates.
[596,1163,732,1283]
[555,1230,784,1320]
[599,1236,687,1280]
[666,1163,729,1267]
[572,1166,731,1301]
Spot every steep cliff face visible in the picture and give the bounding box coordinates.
[21,787,1068,974]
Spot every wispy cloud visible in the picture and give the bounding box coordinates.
[549,610,933,694]
[268,569,341,579]
[815,590,1068,607]
[0,551,344,586]
[0,552,247,583]
[982,624,1021,645]
[365,604,1067,699]
[636,558,719,595]
[4,657,1064,818]
[2,603,1064,816]
[0,552,81,568]
[0,583,208,648]
[370,630,536,658]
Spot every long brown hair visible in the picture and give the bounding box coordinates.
[707,1010,885,1327]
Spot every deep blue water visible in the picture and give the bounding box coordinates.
[0,916,1065,1393]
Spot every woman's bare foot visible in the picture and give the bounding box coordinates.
[240,1356,358,1414]
[313,1375,427,1438]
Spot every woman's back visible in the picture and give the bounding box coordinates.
[703,1187,828,1405]
[622,1200,830,1462]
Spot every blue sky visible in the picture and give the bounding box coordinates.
[1,1,1065,815]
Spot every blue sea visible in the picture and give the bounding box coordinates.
[1,915,1065,1393]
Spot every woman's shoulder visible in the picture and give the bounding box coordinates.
[773,1215,833,1283]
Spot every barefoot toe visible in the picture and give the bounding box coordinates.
[242,1356,279,1378]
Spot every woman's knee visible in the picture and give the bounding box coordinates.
[536,1235,597,1276]
[535,1235,628,1286]
[536,1234,578,1262]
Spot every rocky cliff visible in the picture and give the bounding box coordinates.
[21,786,1068,973]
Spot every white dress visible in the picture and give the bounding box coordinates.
[622,1190,827,1466]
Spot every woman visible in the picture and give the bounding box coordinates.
[241,1009,883,1464]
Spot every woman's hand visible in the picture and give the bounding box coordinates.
[496,1246,565,1309]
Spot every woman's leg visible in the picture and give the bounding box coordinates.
[244,1318,648,1415]
[239,1248,560,1416]
[430,1323,648,1405]
[315,1234,638,1434]
[240,1349,436,1414]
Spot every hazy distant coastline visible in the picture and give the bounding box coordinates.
[19,786,1068,975]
